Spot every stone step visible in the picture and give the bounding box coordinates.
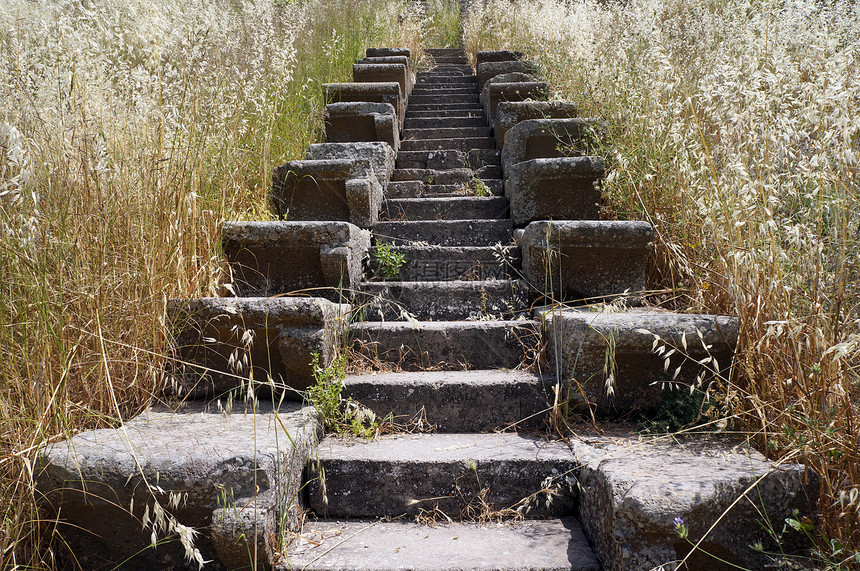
[406,108,485,119]
[404,116,488,129]
[425,48,468,57]
[399,137,496,152]
[373,219,513,247]
[386,181,462,198]
[408,102,484,112]
[403,127,493,139]
[39,402,319,570]
[392,167,474,183]
[410,93,479,105]
[356,279,527,320]
[396,148,500,170]
[343,370,552,431]
[351,319,538,370]
[283,519,600,571]
[411,86,478,96]
[382,196,508,220]
[306,432,576,518]
[389,165,504,183]
[416,75,478,85]
[376,245,520,281]
[426,64,472,72]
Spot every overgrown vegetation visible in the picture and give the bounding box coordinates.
[465,0,860,558]
[0,0,413,565]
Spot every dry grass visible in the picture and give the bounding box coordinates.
[0,0,413,566]
[466,0,860,561]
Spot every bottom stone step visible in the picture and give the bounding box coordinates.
[307,432,578,518]
[282,518,600,571]
[352,320,540,370]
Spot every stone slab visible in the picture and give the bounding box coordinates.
[372,245,519,281]
[353,63,411,99]
[495,100,579,149]
[571,431,819,571]
[395,148,500,170]
[357,279,527,320]
[272,158,382,228]
[343,370,553,432]
[540,307,738,415]
[502,118,607,173]
[519,220,653,300]
[304,141,396,189]
[351,320,539,370]
[476,49,524,66]
[366,47,410,58]
[381,196,508,220]
[399,137,496,153]
[222,221,370,298]
[38,401,319,571]
[323,102,399,151]
[373,219,512,247]
[322,82,404,128]
[307,433,578,518]
[481,78,551,124]
[282,518,599,571]
[476,60,540,90]
[167,297,346,398]
[505,156,604,226]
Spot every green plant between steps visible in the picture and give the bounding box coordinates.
[306,353,381,439]
[374,241,406,278]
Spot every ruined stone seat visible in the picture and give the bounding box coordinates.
[323,102,399,151]
[167,296,346,399]
[222,221,370,298]
[539,307,738,416]
[476,59,540,90]
[358,55,414,95]
[518,220,654,300]
[494,100,579,149]
[479,73,550,124]
[304,141,395,190]
[272,158,382,228]
[366,47,410,59]
[505,156,605,226]
[353,62,412,99]
[323,82,405,129]
[501,118,607,175]
[476,49,524,66]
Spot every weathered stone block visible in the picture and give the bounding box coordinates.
[323,102,399,151]
[502,118,607,174]
[540,307,738,415]
[366,47,410,59]
[358,55,414,94]
[480,76,550,124]
[38,401,319,571]
[506,156,604,226]
[167,297,346,398]
[222,221,370,298]
[518,220,653,300]
[353,63,412,99]
[272,158,382,228]
[304,141,395,190]
[476,49,524,67]
[495,100,579,149]
[322,82,405,129]
[571,432,818,571]
[476,59,540,90]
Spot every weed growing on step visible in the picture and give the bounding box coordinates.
[306,353,382,439]
[373,241,406,278]
[466,0,860,555]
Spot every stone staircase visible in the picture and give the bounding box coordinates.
[36,44,819,571]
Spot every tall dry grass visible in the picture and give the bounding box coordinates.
[466,0,860,561]
[0,0,412,566]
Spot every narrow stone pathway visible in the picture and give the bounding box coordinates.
[287,48,600,570]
